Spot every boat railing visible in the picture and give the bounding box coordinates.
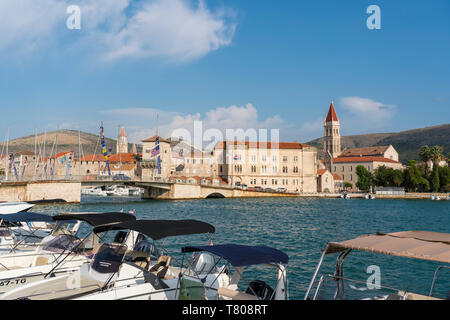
[312,274,411,300]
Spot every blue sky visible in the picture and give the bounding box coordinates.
[0,0,449,144]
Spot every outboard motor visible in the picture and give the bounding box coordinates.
[246,280,275,300]
[191,252,216,274]
[134,240,159,260]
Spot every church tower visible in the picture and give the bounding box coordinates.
[323,100,341,158]
[117,126,128,154]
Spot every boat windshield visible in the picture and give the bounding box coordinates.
[91,243,127,274]
[51,221,78,236]
[42,234,82,253]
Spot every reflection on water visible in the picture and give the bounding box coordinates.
[33,195,450,299]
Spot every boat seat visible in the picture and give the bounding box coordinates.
[131,252,151,270]
[398,291,441,300]
[218,287,259,301]
[35,256,49,266]
[149,255,171,279]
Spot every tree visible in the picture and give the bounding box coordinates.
[403,160,430,192]
[431,167,440,192]
[419,145,432,173]
[430,145,444,167]
[374,165,391,187]
[438,166,450,192]
[392,169,404,187]
[343,182,353,190]
[356,165,373,192]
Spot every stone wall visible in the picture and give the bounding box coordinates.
[0,181,81,203]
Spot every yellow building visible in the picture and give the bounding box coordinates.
[213,141,318,193]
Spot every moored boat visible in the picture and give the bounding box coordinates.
[305,231,450,300]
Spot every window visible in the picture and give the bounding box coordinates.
[251,155,257,162]
[294,156,298,162]
[273,155,278,162]
[342,166,344,172]
[283,156,288,162]
[273,166,278,173]
[261,155,267,162]
[350,166,353,172]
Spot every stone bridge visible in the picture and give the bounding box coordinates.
[0,178,298,203]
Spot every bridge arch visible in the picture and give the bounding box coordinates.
[206,192,226,199]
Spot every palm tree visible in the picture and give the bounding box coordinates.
[430,145,443,167]
[419,145,432,174]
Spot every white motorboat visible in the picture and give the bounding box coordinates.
[1,219,222,300]
[76,223,289,301]
[0,212,57,255]
[305,231,450,300]
[82,187,108,197]
[364,194,376,200]
[0,202,34,214]
[0,212,136,295]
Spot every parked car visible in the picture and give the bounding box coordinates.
[277,187,287,193]
[241,184,248,191]
[248,187,255,192]
[113,174,131,181]
[265,188,276,193]
[254,186,264,192]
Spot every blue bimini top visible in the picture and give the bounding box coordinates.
[182,244,289,267]
[0,212,54,223]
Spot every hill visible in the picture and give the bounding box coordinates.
[307,124,450,162]
[0,130,139,157]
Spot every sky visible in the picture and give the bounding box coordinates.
[0,0,449,147]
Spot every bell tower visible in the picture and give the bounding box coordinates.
[323,100,341,158]
[117,126,128,154]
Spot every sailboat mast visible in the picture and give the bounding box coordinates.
[78,130,82,181]
[54,132,58,180]
[41,130,47,180]
[5,128,9,182]
[34,128,37,180]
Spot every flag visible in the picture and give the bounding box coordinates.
[151,145,160,157]
[209,239,213,246]
[129,209,136,215]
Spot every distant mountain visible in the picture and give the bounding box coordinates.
[307,124,450,162]
[0,130,141,157]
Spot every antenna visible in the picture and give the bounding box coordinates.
[156,113,159,136]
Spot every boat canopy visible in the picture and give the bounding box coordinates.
[93,220,215,240]
[0,212,54,223]
[182,244,289,267]
[53,212,136,227]
[325,231,450,264]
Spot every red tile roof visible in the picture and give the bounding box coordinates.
[325,100,339,122]
[333,156,400,164]
[215,141,311,150]
[339,146,390,158]
[317,169,328,176]
[142,135,169,143]
[333,173,343,180]
[79,153,136,163]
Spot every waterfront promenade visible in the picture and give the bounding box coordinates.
[0,177,447,203]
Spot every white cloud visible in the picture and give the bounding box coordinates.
[0,0,236,62]
[101,104,286,145]
[339,96,397,128]
[103,0,236,62]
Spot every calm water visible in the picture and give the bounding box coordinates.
[33,196,450,300]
